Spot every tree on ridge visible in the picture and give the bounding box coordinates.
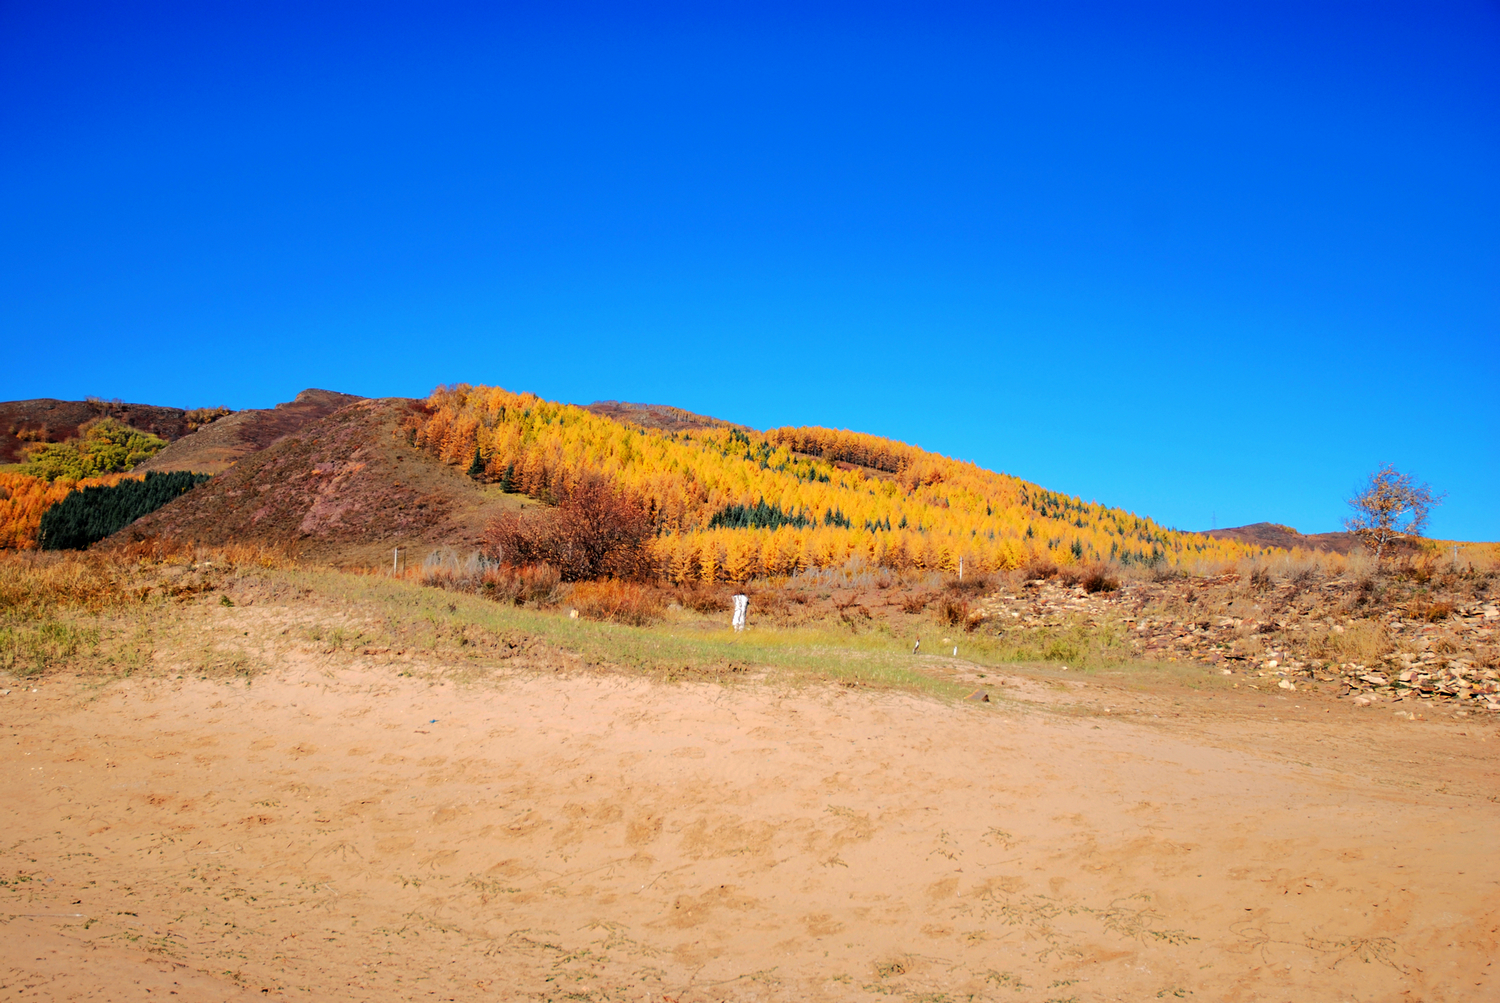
[1344,463,1443,561]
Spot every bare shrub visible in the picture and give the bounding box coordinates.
[420,548,493,589]
[938,595,971,626]
[482,473,655,581]
[1350,575,1381,608]
[746,584,792,619]
[1082,567,1118,594]
[1288,564,1319,591]
[420,549,560,605]
[570,579,663,625]
[1059,562,1118,593]
[1151,563,1184,583]
[945,573,992,596]
[1019,556,1058,581]
[482,563,561,606]
[676,581,732,614]
[900,592,932,614]
[794,557,883,590]
[834,594,873,631]
[1409,597,1453,623]
[1312,621,1392,664]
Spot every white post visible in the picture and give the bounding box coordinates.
[959,558,963,581]
[393,547,399,575]
[732,594,749,631]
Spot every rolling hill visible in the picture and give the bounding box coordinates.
[7,384,1366,573]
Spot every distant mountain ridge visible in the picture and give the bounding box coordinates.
[1203,522,1356,554]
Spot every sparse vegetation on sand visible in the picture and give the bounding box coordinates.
[12,531,1489,714]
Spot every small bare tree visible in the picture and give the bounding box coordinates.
[1344,463,1443,561]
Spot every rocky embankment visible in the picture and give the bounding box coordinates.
[972,571,1499,713]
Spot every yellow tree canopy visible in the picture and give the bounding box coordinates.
[409,384,1267,580]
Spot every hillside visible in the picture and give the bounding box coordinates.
[136,388,362,475]
[96,382,1272,575]
[410,384,1269,578]
[10,384,1477,575]
[113,397,521,565]
[0,397,201,464]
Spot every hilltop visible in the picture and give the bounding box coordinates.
[64,381,1270,574]
[136,388,361,475]
[583,399,744,433]
[4,385,1488,581]
[1205,521,1357,554]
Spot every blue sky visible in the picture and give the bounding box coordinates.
[3,1,1497,539]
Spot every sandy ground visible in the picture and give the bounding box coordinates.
[3,620,1498,1001]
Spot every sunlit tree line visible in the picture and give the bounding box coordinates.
[411,384,1263,580]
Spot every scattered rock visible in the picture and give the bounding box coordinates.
[971,574,1498,713]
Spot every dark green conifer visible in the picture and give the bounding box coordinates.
[39,471,211,550]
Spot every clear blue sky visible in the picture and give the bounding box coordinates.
[3,2,1496,540]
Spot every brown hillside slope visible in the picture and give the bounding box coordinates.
[114,398,523,564]
[583,399,744,432]
[0,398,196,463]
[1205,521,1356,554]
[136,388,362,475]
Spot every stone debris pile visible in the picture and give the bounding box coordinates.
[971,572,1499,713]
